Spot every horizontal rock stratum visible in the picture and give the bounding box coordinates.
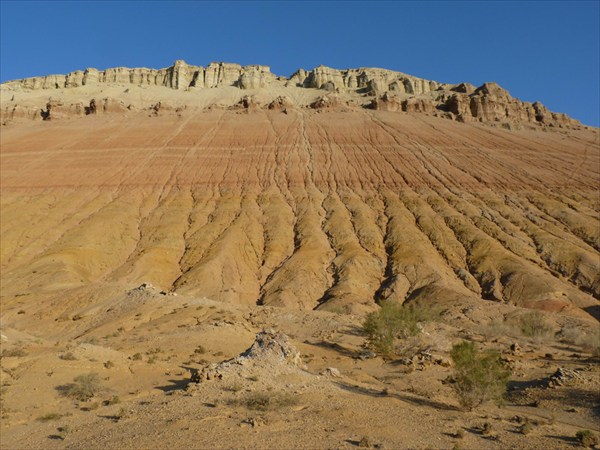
[1,60,583,128]
[0,60,598,321]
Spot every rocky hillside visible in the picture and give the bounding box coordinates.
[1,59,599,450]
[1,59,598,318]
[1,60,583,128]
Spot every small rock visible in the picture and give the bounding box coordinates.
[320,367,341,378]
[241,417,266,428]
[357,350,376,360]
[546,367,582,387]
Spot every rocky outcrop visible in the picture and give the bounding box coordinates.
[203,62,242,88]
[0,61,583,129]
[292,65,446,95]
[444,94,473,122]
[309,94,349,111]
[233,95,260,111]
[190,330,303,383]
[303,65,346,90]
[2,60,276,91]
[451,82,476,95]
[439,82,581,127]
[238,65,276,89]
[369,93,436,114]
[1,104,40,122]
[267,96,293,112]
[0,96,131,123]
[41,100,88,120]
[402,97,436,113]
[367,92,403,112]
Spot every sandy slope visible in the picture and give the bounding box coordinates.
[1,105,599,317]
[1,81,599,449]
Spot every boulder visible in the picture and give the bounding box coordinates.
[267,96,293,112]
[190,330,302,383]
[309,94,346,110]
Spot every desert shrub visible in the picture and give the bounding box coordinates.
[37,412,62,421]
[362,301,436,356]
[579,333,600,357]
[59,373,102,401]
[226,383,243,393]
[519,311,552,339]
[194,345,206,354]
[2,347,27,357]
[59,352,77,361]
[562,326,600,356]
[103,360,114,369]
[358,436,374,447]
[132,353,142,360]
[518,418,534,435]
[576,430,598,448]
[481,318,518,339]
[450,341,510,410]
[236,392,297,411]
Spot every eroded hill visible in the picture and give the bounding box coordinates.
[1,61,599,320]
[1,61,599,450]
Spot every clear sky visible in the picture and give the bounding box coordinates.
[1,1,598,125]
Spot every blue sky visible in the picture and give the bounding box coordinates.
[1,1,599,125]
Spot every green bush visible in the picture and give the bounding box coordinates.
[362,301,435,356]
[576,430,598,448]
[450,341,510,410]
[519,311,552,339]
[59,373,102,401]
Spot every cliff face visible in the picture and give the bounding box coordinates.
[3,60,276,91]
[4,61,442,93]
[289,65,446,95]
[437,82,579,127]
[364,83,579,128]
[1,60,583,129]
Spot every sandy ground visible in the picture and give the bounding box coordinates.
[1,288,599,449]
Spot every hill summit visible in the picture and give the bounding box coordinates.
[1,60,582,129]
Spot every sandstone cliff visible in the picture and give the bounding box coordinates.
[1,60,583,129]
[2,60,276,91]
